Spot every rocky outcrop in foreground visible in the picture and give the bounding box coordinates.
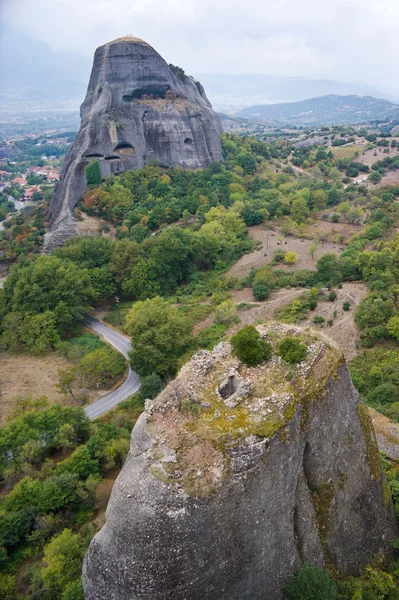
[44,36,223,250]
[83,323,397,600]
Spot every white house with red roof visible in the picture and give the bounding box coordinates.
[23,185,42,201]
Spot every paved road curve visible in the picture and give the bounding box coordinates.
[84,316,141,420]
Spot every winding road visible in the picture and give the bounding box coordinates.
[84,316,141,419]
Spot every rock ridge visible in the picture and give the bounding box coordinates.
[83,323,397,600]
[44,37,223,250]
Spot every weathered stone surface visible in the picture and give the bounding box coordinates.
[83,324,397,600]
[44,37,223,250]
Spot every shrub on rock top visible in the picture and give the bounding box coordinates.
[278,337,307,364]
[231,325,272,367]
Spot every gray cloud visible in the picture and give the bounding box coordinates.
[2,0,399,89]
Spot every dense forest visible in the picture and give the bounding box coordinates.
[1,132,399,598]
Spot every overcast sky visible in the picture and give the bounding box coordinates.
[2,0,399,89]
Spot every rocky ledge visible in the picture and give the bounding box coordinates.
[83,323,397,600]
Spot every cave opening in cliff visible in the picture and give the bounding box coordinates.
[113,142,135,156]
[184,137,193,144]
[123,84,172,102]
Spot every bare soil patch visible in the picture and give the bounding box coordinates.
[0,350,116,424]
[307,220,363,239]
[0,353,70,424]
[76,213,117,240]
[358,145,399,168]
[381,170,399,186]
[228,225,346,279]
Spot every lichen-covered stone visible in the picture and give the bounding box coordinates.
[83,323,397,600]
[44,37,223,250]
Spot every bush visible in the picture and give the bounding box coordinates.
[343,301,351,311]
[278,338,307,364]
[367,383,398,406]
[312,315,325,325]
[231,325,272,367]
[252,280,271,301]
[328,291,337,302]
[139,374,164,401]
[284,251,298,265]
[284,565,337,600]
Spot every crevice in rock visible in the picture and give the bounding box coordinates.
[293,503,304,561]
[302,442,316,490]
[219,374,238,400]
[105,155,121,161]
[184,137,193,144]
[84,153,104,158]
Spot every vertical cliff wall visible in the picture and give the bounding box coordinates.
[44,37,223,250]
[83,323,397,600]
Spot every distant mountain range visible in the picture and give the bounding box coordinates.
[236,95,399,125]
[195,74,399,112]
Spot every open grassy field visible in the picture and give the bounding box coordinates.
[330,143,363,160]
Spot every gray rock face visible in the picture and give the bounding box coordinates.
[44,37,223,250]
[83,324,397,600]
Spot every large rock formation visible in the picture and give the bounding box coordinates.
[44,37,223,250]
[83,324,397,600]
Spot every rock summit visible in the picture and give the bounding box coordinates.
[44,37,223,250]
[83,323,397,600]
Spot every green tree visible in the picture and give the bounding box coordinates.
[367,383,398,406]
[139,374,164,400]
[62,579,84,600]
[0,256,92,347]
[291,197,309,223]
[126,297,193,378]
[231,325,272,367]
[312,189,327,211]
[316,254,341,284]
[84,160,102,185]
[387,315,399,341]
[284,565,337,600]
[252,280,271,301]
[41,529,84,598]
[236,152,257,175]
[76,347,126,387]
[213,299,237,324]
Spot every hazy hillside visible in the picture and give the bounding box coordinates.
[236,95,399,125]
[0,28,90,105]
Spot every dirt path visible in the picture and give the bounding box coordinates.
[276,161,315,178]
[226,282,367,362]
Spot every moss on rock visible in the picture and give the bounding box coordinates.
[357,401,382,481]
[145,323,344,497]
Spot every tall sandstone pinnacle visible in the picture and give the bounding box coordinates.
[83,323,398,600]
[43,36,223,250]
